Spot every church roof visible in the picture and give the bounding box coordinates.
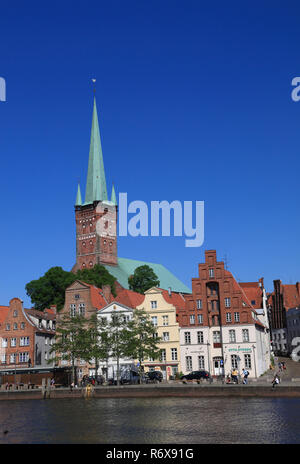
[84,97,108,205]
[104,257,191,294]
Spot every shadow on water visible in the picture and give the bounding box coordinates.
[0,397,300,444]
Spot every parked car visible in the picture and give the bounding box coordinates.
[145,371,163,383]
[180,370,211,383]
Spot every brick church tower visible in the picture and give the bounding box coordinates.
[72,97,118,272]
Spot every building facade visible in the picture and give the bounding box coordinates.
[0,298,56,379]
[268,280,300,355]
[178,250,271,378]
[135,287,182,380]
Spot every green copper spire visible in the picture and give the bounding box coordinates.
[84,97,108,204]
[111,184,117,205]
[75,183,82,206]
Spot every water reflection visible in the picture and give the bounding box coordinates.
[0,397,299,444]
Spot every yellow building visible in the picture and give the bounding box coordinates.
[136,287,183,380]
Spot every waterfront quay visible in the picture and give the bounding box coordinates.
[1,380,300,400]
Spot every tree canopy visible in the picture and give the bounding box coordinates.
[128,265,160,294]
[25,264,117,312]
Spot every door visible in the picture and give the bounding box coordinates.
[213,357,224,376]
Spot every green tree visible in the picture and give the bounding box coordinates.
[128,265,160,294]
[49,313,88,385]
[126,309,162,383]
[81,313,111,382]
[26,264,117,312]
[108,313,133,386]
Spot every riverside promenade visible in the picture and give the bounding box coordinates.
[1,358,300,401]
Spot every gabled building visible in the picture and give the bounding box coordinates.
[178,250,271,378]
[268,280,300,354]
[0,298,56,378]
[134,287,183,380]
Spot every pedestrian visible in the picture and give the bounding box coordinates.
[272,374,280,388]
[231,368,238,384]
[242,368,249,384]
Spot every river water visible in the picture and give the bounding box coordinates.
[0,397,299,444]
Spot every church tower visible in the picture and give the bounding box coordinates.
[73,97,118,271]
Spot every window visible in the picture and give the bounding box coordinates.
[242,329,249,342]
[244,354,251,369]
[234,312,240,322]
[5,323,10,331]
[229,329,236,343]
[197,331,204,343]
[162,316,169,326]
[225,298,231,308]
[197,314,203,324]
[21,322,25,330]
[79,303,85,316]
[75,294,80,299]
[196,299,202,309]
[70,304,76,317]
[38,319,42,329]
[226,312,232,323]
[153,332,158,339]
[52,321,56,330]
[190,315,195,325]
[13,310,18,317]
[10,338,17,347]
[13,323,18,330]
[1,354,6,364]
[186,356,193,371]
[171,348,178,361]
[45,352,48,361]
[151,316,158,326]
[184,332,191,344]
[10,353,17,364]
[213,331,221,343]
[19,352,29,363]
[46,320,50,330]
[1,338,7,348]
[231,355,238,369]
[160,349,166,362]
[163,332,169,341]
[151,301,157,309]
[198,355,205,369]
[209,268,214,278]
[251,300,256,305]
[20,336,29,346]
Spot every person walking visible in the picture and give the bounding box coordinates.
[272,374,280,388]
[242,368,249,384]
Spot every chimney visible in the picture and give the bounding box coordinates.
[259,277,264,288]
[102,285,112,303]
[168,287,172,297]
[296,282,300,297]
[50,305,57,315]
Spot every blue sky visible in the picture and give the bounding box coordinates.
[0,0,300,307]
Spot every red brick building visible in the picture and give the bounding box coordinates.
[0,298,56,382]
[178,250,271,378]
[267,280,300,354]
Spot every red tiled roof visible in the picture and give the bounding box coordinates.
[113,289,145,308]
[161,289,186,309]
[240,282,263,309]
[282,284,300,309]
[0,306,9,325]
[74,280,108,309]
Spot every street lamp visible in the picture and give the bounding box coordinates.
[14,352,18,388]
[252,344,257,378]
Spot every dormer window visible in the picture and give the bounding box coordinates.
[13,310,18,317]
